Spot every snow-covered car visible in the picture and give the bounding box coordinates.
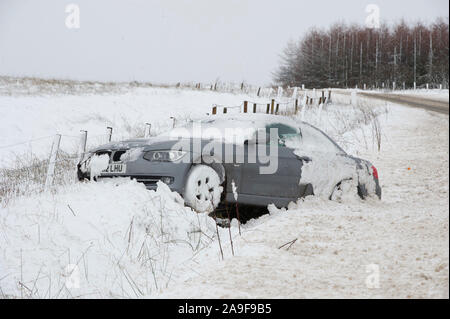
[77,114,381,212]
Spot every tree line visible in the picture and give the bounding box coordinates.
[274,18,449,89]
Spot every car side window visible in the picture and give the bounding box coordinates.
[265,123,300,146]
[298,123,345,154]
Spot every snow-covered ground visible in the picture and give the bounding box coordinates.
[0,82,448,298]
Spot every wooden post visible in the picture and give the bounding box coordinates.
[319,97,322,105]
[77,130,87,163]
[257,87,261,97]
[253,103,257,113]
[107,126,113,142]
[170,117,176,128]
[144,123,151,138]
[45,134,61,190]
[243,101,248,113]
[295,99,298,114]
[212,106,217,115]
[321,91,325,102]
[270,99,275,114]
[266,104,270,114]
[328,90,331,101]
[275,104,279,114]
[223,107,227,114]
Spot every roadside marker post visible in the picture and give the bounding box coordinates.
[107,126,113,142]
[144,123,151,138]
[45,134,61,190]
[77,130,87,163]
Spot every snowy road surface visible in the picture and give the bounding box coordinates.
[360,92,449,115]
[157,104,449,299]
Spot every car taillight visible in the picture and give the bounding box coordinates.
[371,165,379,179]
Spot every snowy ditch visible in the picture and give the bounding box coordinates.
[0,179,226,298]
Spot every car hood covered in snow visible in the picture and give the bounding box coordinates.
[89,137,187,153]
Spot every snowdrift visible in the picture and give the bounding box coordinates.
[0,179,218,298]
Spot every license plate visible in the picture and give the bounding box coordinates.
[102,163,126,174]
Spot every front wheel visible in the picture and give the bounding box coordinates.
[183,165,223,213]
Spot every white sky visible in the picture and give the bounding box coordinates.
[0,0,448,85]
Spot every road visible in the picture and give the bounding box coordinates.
[359,92,449,115]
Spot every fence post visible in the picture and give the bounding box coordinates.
[270,99,275,114]
[275,104,279,114]
[144,123,151,138]
[212,106,217,115]
[170,117,176,128]
[243,101,248,113]
[414,82,416,90]
[77,130,87,163]
[253,103,257,113]
[328,90,331,102]
[321,90,325,102]
[257,87,261,97]
[351,90,357,105]
[266,103,270,114]
[223,107,227,114]
[45,134,61,190]
[107,126,113,142]
[295,99,298,114]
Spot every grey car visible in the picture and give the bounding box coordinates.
[77,114,381,212]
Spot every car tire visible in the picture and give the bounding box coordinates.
[184,165,223,213]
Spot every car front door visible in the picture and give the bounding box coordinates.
[239,123,303,199]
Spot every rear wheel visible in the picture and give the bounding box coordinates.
[184,165,223,213]
[330,179,356,201]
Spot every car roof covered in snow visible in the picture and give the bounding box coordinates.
[161,114,300,143]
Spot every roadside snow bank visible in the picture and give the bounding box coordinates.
[0,179,217,298]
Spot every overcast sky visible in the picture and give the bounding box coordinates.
[0,0,448,85]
